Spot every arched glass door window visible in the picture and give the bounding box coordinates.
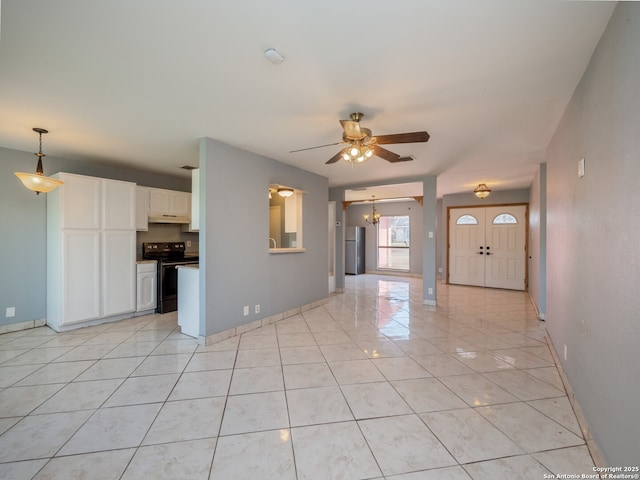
[456,214,478,225]
[492,213,517,224]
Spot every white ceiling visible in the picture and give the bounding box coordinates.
[0,1,615,197]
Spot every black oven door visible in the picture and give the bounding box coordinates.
[157,261,198,314]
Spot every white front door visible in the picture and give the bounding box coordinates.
[448,205,527,290]
[449,208,486,287]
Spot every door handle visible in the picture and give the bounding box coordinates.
[476,251,484,255]
[486,252,492,255]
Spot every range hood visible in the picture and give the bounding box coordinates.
[148,214,191,224]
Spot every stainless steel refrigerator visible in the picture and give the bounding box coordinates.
[345,226,365,275]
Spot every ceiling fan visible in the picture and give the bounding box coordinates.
[290,112,430,165]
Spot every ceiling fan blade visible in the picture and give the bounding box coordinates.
[374,131,430,145]
[290,141,345,153]
[326,147,349,164]
[372,145,401,163]
[340,120,363,140]
[389,155,415,163]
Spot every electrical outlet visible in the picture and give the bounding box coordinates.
[243,306,249,316]
[255,304,260,314]
[186,240,192,248]
[6,307,15,318]
[564,344,567,361]
[428,288,433,295]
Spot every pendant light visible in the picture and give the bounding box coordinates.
[15,128,63,195]
[473,183,491,199]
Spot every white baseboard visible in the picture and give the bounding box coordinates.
[546,332,606,467]
[0,318,46,335]
[201,296,330,346]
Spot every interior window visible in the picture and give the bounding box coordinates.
[269,185,302,249]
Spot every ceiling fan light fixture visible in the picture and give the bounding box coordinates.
[14,128,64,195]
[474,183,491,199]
[349,146,359,157]
[277,187,294,198]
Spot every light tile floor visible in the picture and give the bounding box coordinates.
[0,275,597,479]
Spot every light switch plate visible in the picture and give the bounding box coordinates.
[578,158,585,178]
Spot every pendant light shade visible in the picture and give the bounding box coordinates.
[15,128,63,195]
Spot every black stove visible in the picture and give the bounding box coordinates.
[143,242,198,313]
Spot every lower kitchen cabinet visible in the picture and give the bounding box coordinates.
[136,261,157,314]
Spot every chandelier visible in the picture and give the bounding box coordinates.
[363,195,381,225]
[15,128,64,195]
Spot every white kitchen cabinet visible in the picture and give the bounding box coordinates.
[135,186,149,231]
[171,191,190,216]
[47,173,137,331]
[62,230,101,325]
[136,261,157,314]
[102,231,136,317]
[61,174,101,229]
[183,168,199,232]
[148,188,190,217]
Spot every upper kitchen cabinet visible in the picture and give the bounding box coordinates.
[135,186,149,231]
[148,188,190,218]
[181,168,199,233]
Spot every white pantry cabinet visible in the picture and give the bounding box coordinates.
[47,172,136,331]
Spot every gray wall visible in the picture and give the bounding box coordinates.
[528,164,546,319]
[546,3,640,465]
[438,188,530,282]
[345,200,423,275]
[199,138,328,336]
[0,146,190,328]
